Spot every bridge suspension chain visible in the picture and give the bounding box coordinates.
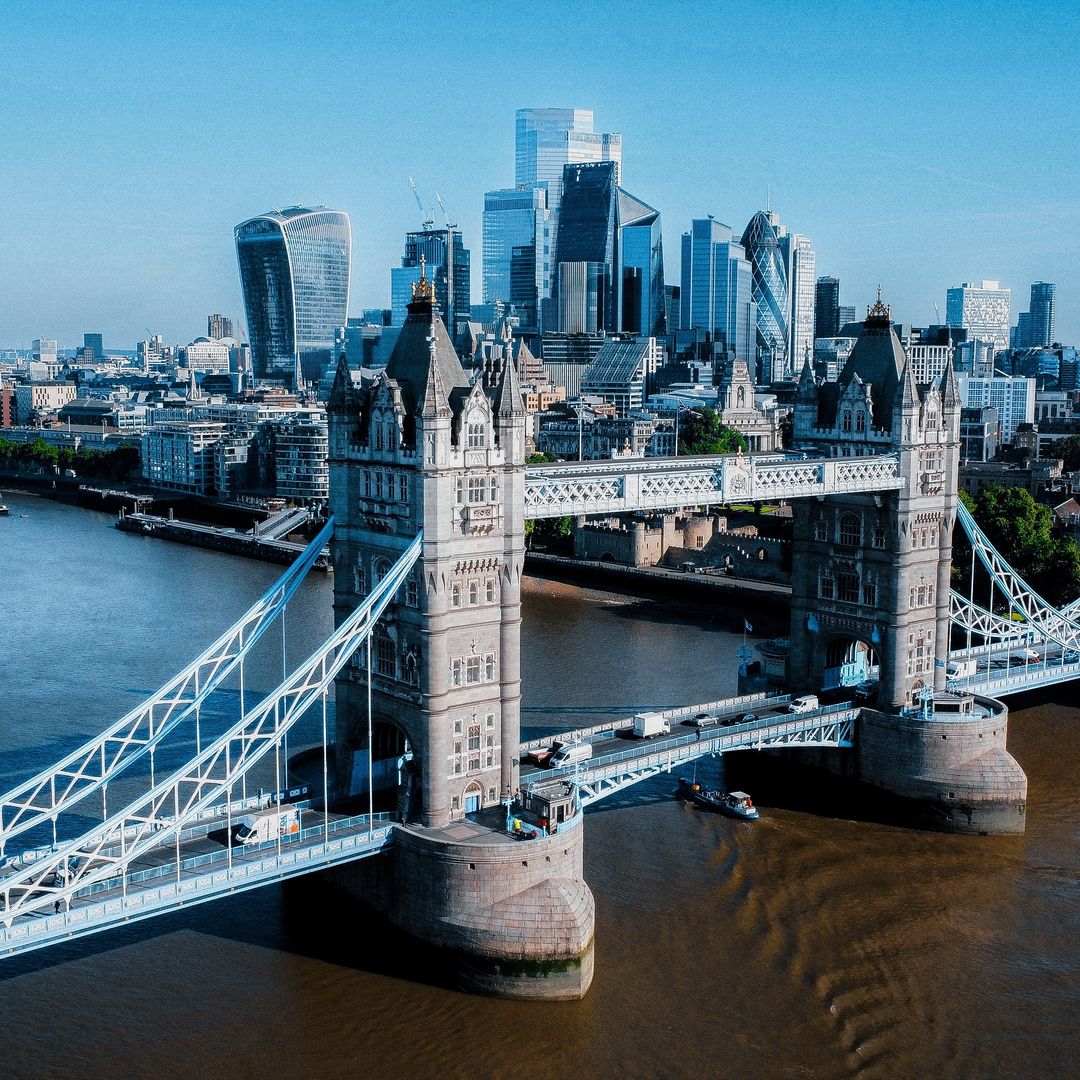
[955,501,1080,649]
[0,531,421,925]
[0,519,334,858]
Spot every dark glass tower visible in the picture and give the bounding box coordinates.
[815,276,840,339]
[1029,282,1055,347]
[741,211,789,382]
[235,206,351,387]
[391,228,471,339]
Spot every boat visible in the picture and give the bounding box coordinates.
[677,777,759,819]
[0,504,8,515]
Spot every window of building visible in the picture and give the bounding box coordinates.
[374,426,383,451]
[842,411,852,433]
[485,579,496,604]
[862,581,877,606]
[467,422,486,448]
[469,579,479,605]
[871,521,886,549]
[373,556,391,586]
[485,712,495,729]
[450,580,462,608]
[453,719,463,736]
[364,471,372,498]
[814,518,828,542]
[456,477,465,505]
[855,412,866,433]
[466,656,482,684]
[451,657,462,686]
[398,474,408,503]
[839,513,861,547]
[468,724,481,752]
[485,654,496,681]
[468,476,486,503]
[374,471,383,499]
[837,571,860,604]
[406,576,418,607]
[353,563,367,596]
[819,569,834,600]
[374,626,395,678]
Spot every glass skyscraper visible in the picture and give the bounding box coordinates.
[679,218,753,366]
[740,211,789,382]
[235,206,351,386]
[815,276,840,339]
[781,232,816,369]
[480,108,622,333]
[390,227,470,335]
[617,189,666,338]
[1026,282,1055,347]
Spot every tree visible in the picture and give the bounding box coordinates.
[1047,434,1080,471]
[964,484,1080,606]
[677,407,747,456]
[526,452,556,464]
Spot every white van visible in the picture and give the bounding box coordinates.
[787,694,819,714]
[548,741,592,768]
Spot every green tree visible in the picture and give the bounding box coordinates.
[966,484,1080,606]
[525,452,556,464]
[1047,434,1080,471]
[677,407,748,455]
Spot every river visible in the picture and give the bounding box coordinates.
[1,492,1077,1079]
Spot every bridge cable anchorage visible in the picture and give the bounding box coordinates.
[953,502,1080,650]
[0,532,422,926]
[0,519,335,858]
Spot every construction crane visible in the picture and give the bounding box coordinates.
[934,301,943,325]
[408,176,435,231]
[434,191,457,229]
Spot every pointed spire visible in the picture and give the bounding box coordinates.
[941,351,960,408]
[797,344,817,401]
[898,354,920,407]
[418,322,452,417]
[328,352,356,411]
[494,343,525,419]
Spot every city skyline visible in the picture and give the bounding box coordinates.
[2,0,1078,346]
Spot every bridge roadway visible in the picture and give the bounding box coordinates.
[520,693,858,806]
[0,801,395,960]
[948,640,1080,697]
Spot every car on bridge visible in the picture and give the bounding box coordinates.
[787,695,819,714]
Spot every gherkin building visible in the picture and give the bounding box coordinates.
[741,211,789,383]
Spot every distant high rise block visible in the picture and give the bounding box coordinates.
[390,228,470,337]
[945,280,1011,352]
[815,277,840,339]
[83,333,104,362]
[207,313,234,340]
[235,206,351,386]
[741,211,790,382]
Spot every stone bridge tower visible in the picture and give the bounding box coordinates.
[326,268,594,997]
[788,294,1026,834]
[328,270,526,825]
[789,294,959,708]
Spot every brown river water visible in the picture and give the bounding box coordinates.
[1,494,1077,1079]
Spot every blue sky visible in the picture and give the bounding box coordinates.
[1,0,1077,348]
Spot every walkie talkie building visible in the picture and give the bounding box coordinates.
[235,206,351,386]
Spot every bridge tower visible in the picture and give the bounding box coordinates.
[788,294,1026,832]
[326,268,594,997]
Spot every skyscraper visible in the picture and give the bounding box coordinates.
[515,107,621,188]
[1023,282,1049,345]
[480,108,622,330]
[551,161,665,337]
[390,227,470,336]
[679,218,754,366]
[781,232,816,369]
[945,280,1011,351]
[207,313,234,340]
[235,206,351,386]
[741,211,789,383]
[83,333,104,361]
[815,277,840,339]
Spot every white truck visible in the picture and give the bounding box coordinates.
[947,658,979,678]
[633,712,671,739]
[235,806,300,845]
[548,741,593,768]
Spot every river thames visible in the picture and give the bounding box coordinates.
[2,492,1078,1079]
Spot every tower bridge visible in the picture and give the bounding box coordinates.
[3,282,1071,996]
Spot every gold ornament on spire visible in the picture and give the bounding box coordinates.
[867,283,891,320]
[411,253,436,303]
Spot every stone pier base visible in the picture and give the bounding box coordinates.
[330,812,595,1000]
[852,698,1028,835]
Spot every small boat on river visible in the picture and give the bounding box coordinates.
[677,777,760,820]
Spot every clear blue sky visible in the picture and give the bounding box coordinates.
[1,0,1077,348]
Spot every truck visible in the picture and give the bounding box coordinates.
[235,806,300,846]
[632,712,671,739]
[947,658,978,678]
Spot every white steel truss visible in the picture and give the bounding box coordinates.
[552,707,858,808]
[949,592,1031,644]
[955,502,1080,649]
[523,453,903,519]
[0,519,334,857]
[0,531,421,924]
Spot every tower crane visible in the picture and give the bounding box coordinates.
[408,176,435,230]
[434,191,457,229]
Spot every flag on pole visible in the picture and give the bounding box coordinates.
[934,657,946,668]
[744,618,753,633]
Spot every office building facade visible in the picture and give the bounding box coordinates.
[1015,282,1055,350]
[679,218,753,366]
[207,314,234,340]
[781,232,816,369]
[958,375,1035,445]
[741,211,790,383]
[815,277,840,339]
[481,187,548,327]
[235,206,351,387]
[390,227,471,337]
[946,280,1011,351]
